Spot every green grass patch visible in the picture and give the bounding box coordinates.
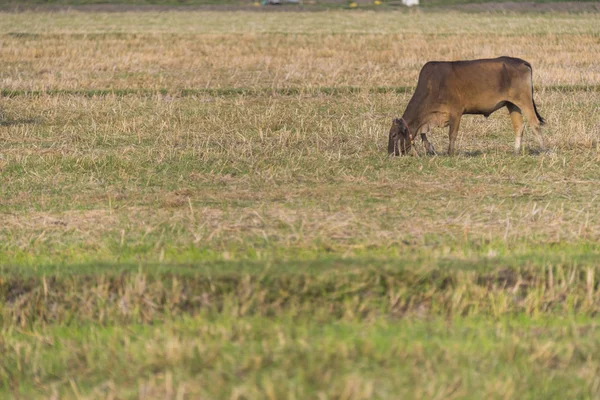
[2,85,600,99]
[3,315,600,398]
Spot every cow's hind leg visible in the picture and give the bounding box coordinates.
[447,114,462,156]
[507,103,525,155]
[519,102,546,152]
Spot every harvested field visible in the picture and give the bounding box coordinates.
[1,7,600,399]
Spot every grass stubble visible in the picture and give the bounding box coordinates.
[1,9,600,399]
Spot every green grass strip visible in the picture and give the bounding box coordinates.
[1,84,598,98]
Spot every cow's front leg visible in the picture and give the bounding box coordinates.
[421,133,436,155]
[447,115,462,156]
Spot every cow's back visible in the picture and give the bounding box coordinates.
[448,57,530,94]
[415,57,531,115]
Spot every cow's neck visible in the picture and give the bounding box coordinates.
[401,94,425,136]
[400,112,421,137]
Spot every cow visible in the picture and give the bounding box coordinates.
[388,57,546,156]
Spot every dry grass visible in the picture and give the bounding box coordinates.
[1,8,600,399]
[1,91,599,264]
[0,12,599,90]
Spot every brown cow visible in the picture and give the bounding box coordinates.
[388,57,546,156]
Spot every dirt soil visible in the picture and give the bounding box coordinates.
[449,1,600,12]
[1,2,599,13]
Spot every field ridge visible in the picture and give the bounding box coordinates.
[2,84,600,99]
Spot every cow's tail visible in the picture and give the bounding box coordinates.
[532,97,545,126]
[524,61,546,126]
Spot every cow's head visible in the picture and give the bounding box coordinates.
[388,118,412,156]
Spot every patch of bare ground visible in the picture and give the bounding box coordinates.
[1,209,118,233]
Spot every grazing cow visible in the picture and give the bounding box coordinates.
[388,56,546,156]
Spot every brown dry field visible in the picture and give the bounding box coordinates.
[0,10,599,265]
[2,1,600,13]
[0,11,599,91]
[2,8,600,400]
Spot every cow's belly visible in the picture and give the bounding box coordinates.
[463,100,507,117]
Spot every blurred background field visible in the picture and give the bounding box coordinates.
[1,5,600,399]
[2,0,600,10]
